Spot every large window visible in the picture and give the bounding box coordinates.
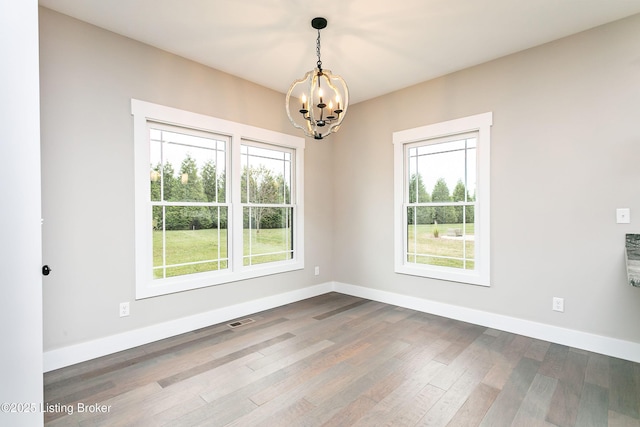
[133,100,305,299]
[393,113,492,286]
[150,125,229,280]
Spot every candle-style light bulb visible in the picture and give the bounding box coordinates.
[301,94,307,110]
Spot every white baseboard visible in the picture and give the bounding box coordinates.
[333,281,640,363]
[43,283,333,372]
[44,280,640,372]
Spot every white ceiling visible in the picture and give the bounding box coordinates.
[39,0,640,104]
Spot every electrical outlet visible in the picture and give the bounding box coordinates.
[552,297,564,312]
[616,208,631,224]
[314,266,320,276]
[119,302,130,317]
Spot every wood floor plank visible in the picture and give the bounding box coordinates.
[480,332,517,390]
[538,343,569,380]
[510,373,558,427]
[482,334,533,391]
[431,332,495,391]
[575,382,609,427]
[157,332,295,387]
[301,355,408,426]
[524,339,551,362]
[445,383,500,427]
[42,293,640,427]
[608,409,640,427]
[200,342,342,410]
[47,328,235,391]
[247,339,372,407]
[352,359,446,426]
[312,298,369,320]
[363,339,451,404]
[478,357,541,427]
[147,395,208,427]
[232,362,355,427]
[319,395,378,427]
[546,349,588,427]
[388,384,446,427]
[418,356,495,426]
[303,341,407,409]
[610,357,640,419]
[228,397,316,427]
[585,352,610,389]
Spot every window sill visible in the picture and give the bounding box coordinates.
[394,264,490,287]
[136,259,304,299]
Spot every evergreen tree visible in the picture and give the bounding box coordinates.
[150,163,162,230]
[162,163,178,202]
[431,178,456,224]
[452,180,467,223]
[408,173,432,225]
[166,154,212,230]
[201,160,220,203]
[202,160,227,228]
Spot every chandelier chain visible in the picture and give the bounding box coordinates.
[316,29,322,70]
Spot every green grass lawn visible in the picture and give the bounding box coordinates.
[407,223,475,269]
[153,223,473,278]
[153,228,292,278]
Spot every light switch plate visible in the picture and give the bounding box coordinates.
[616,208,631,224]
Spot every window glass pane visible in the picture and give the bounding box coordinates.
[466,142,477,202]
[407,147,432,204]
[243,206,293,266]
[153,206,228,279]
[406,186,475,269]
[152,208,163,269]
[464,205,475,264]
[150,136,162,202]
[151,128,226,203]
[241,144,292,204]
[415,140,465,205]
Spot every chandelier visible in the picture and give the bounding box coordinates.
[286,17,349,140]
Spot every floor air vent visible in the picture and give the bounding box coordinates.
[227,318,255,328]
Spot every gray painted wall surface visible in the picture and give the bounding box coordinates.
[332,13,640,343]
[39,8,333,351]
[40,6,640,351]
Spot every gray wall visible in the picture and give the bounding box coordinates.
[39,8,333,351]
[333,13,640,343]
[40,6,640,353]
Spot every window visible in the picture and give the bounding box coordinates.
[150,125,229,280]
[133,100,305,299]
[393,112,492,286]
[241,142,294,266]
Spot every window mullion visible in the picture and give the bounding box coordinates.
[231,133,244,273]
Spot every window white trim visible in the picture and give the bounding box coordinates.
[393,112,492,286]
[132,99,305,299]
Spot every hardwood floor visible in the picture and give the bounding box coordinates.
[43,293,640,426]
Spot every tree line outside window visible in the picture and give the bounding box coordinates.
[151,155,290,231]
[407,174,475,225]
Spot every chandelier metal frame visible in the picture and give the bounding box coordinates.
[286,17,349,140]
